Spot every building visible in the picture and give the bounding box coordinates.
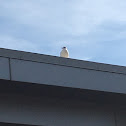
[0,48,126,126]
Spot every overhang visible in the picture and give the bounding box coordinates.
[0,48,126,105]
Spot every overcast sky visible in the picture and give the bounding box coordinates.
[0,0,126,66]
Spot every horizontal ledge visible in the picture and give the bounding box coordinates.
[0,48,126,75]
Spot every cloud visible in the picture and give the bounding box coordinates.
[0,35,42,53]
[1,0,126,35]
[0,0,126,65]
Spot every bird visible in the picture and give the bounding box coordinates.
[60,47,69,58]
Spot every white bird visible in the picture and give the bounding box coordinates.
[60,47,69,58]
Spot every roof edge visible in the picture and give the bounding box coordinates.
[0,48,126,74]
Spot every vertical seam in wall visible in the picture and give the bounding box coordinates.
[8,58,12,80]
[114,112,117,126]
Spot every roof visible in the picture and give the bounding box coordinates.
[0,48,126,75]
[0,48,126,95]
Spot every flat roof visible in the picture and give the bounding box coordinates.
[0,48,126,75]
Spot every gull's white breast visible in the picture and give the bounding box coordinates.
[60,49,69,58]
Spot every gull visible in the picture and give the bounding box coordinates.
[60,47,69,58]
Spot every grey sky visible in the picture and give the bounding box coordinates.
[0,0,126,66]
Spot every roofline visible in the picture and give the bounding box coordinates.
[0,48,126,75]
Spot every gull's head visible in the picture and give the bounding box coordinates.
[62,47,67,50]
